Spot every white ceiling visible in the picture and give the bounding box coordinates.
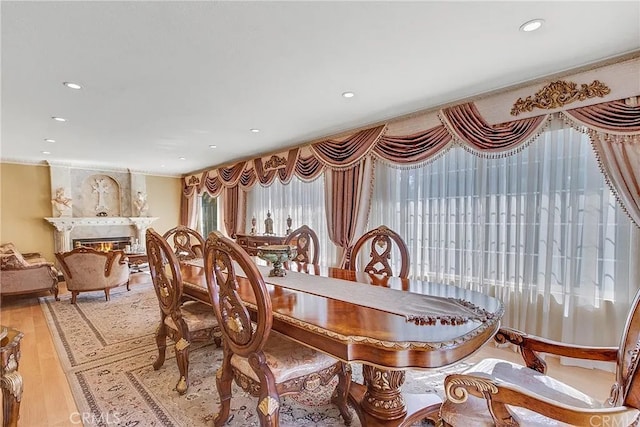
[2,1,639,176]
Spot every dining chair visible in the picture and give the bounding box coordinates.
[203,231,353,427]
[162,225,205,261]
[283,224,320,273]
[145,228,221,395]
[344,225,410,279]
[438,288,640,426]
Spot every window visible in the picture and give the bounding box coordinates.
[246,176,337,267]
[370,122,637,345]
[200,192,218,238]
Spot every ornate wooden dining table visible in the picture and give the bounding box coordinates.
[180,260,504,426]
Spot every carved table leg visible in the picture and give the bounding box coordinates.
[349,365,443,427]
[361,366,407,420]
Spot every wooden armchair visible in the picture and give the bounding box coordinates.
[283,224,320,273]
[55,247,129,304]
[203,231,352,426]
[146,228,221,395]
[438,290,640,426]
[162,225,205,261]
[344,225,410,278]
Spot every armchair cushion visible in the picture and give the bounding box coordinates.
[0,242,30,269]
[440,358,601,427]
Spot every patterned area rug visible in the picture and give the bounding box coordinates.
[40,277,472,426]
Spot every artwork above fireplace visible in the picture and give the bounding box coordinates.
[45,164,158,256]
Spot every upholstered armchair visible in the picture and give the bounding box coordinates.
[55,247,130,304]
[0,242,59,300]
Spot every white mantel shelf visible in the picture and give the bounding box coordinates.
[45,217,159,230]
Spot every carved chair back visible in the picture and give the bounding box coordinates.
[146,228,184,318]
[284,225,320,272]
[162,226,205,261]
[345,225,410,279]
[614,288,640,409]
[204,231,272,358]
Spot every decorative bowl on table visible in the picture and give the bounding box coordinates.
[256,245,297,277]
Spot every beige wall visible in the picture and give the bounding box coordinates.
[0,163,54,258]
[0,162,182,261]
[145,174,182,236]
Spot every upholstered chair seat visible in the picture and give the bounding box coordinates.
[231,330,341,384]
[440,357,601,427]
[163,301,220,331]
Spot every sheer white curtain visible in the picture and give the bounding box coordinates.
[370,121,639,349]
[186,193,202,231]
[245,176,338,267]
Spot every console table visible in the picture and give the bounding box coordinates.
[1,326,23,427]
[235,234,288,256]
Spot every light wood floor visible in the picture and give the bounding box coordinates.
[0,274,615,426]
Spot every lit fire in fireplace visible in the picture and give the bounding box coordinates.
[73,237,131,252]
[97,242,113,252]
[75,241,114,252]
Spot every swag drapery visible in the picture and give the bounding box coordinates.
[183,98,640,256]
[564,100,640,227]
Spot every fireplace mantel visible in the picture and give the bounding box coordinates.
[45,217,159,253]
[45,217,158,231]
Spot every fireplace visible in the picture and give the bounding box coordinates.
[44,165,159,255]
[73,237,132,252]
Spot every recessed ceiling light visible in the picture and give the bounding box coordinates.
[63,82,82,90]
[42,151,51,155]
[52,116,67,122]
[520,19,544,32]
[250,128,260,133]
[179,157,186,160]
[209,144,217,149]
[342,91,355,98]
[44,138,56,143]
[161,165,166,168]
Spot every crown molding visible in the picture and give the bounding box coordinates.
[0,158,181,177]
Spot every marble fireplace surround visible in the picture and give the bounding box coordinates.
[45,217,158,254]
[44,163,158,254]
